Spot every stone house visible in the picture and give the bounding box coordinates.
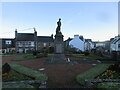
[15,30,37,53]
[37,35,54,53]
[15,29,54,53]
[0,38,15,54]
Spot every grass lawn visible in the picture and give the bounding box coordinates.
[0,54,14,56]
[12,54,36,61]
[72,54,106,60]
[48,53,54,56]
[9,64,48,80]
[76,64,111,85]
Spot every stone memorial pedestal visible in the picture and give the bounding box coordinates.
[44,18,69,65]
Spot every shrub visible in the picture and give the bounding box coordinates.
[84,50,90,56]
[36,53,48,58]
[32,50,38,56]
[26,50,33,54]
[111,51,117,60]
[49,47,54,53]
[11,50,17,54]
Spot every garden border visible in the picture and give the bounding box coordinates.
[76,64,111,85]
[2,63,48,88]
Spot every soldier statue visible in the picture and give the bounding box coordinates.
[56,18,61,34]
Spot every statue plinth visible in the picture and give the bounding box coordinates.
[43,18,69,65]
[54,31,64,54]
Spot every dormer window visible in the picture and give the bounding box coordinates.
[5,40,11,45]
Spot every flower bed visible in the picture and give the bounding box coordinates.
[96,64,120,79]
[2,64,48,88]
[2,69,33,82]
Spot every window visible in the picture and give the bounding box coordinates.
[118,44,120,48]
[5,40,11,44]
[29,42,31,45]
[43,43,46,47]
[31,42,34,46]
[49,43,51,47]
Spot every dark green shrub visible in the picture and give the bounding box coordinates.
[49,47,54,53]
[32,50,38,56]
[43,53,48,57]
[84,50,90,56]
[26,50,33,54]
[36,53,48,58]
[111,51,117,60]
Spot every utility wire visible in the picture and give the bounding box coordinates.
[0,27,35,34]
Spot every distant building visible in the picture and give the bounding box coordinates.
[15,29,54,53]
[69,35,84,51]
[37,35,54,52]
[64,37,73,47]
[84,39,95,52]
[0,38,15,54]
[94,41,110,53]
[110,35,120,52]
[15,29,37,53]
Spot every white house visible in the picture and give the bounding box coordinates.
[110,35,120,52]
[84,39,95,51]
[69,35,84,51]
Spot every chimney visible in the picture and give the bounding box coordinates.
[51,34,53,39]
[74,35,79,38]
[15,29,17,38]
[34,27,37,36]
[34,27,37,51]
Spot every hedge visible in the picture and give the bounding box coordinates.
[76,64,111,85]
[9,64,48,80]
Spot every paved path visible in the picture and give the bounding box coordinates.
[2,55,93,88]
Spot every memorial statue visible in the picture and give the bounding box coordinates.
[56,18,61,34]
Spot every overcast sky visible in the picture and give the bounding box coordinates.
[1,2,118,41]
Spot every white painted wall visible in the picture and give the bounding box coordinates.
[69,35,84,51]
[110,36,120,52]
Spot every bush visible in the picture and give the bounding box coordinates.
[26,50,33,54]
[84,50,90,56]
[11,50,17,54]
[49,47,54,53]
[111,51,117,60]
[32,50,38,56]
[36,53,48,58]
